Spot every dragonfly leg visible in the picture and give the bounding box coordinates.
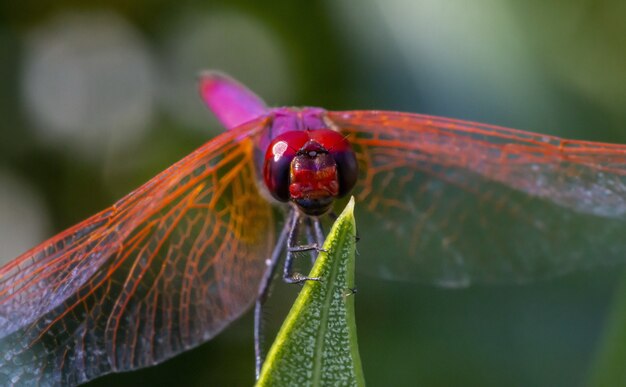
[303,217,318,265]
[313,216,325,246]
[283,214,322,284]
[288,244,326,253]
[254,209,296,379]
[344,287,358,297]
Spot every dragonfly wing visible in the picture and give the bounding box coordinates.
[0,208,118,337]
[328,110,626,286]
[0,117,274,385]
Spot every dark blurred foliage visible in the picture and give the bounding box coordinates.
[0,0,625,386]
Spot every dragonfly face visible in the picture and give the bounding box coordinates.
[2,71,626,386]
[262,125,358,216]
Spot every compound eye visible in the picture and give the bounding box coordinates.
[333,147,358,197]
[308,129,358,198]
[263,131,308,202]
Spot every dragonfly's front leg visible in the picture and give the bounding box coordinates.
[303,217,319,265]
[282,215,324,284]
[313,215,327,245]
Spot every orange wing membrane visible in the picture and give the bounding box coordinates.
[329,110,626,286]
[0,118,273,386]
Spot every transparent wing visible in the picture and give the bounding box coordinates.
[0,117,274,386]
[328,110,626,286]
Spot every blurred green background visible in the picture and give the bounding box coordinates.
[1,1,625,386]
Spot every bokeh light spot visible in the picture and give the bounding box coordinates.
[22,11,156,159]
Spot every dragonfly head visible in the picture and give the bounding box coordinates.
[263,129,358,216]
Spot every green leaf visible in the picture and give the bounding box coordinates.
[589,271,626,386]
[256,197,365,387]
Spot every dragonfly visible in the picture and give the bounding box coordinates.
[2,72,626,386]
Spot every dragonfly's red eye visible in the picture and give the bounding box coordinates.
[263,129,358,213]
[306,129,358,199]
[264,131,309,202]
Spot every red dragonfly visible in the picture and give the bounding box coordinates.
[2,72,626,385]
